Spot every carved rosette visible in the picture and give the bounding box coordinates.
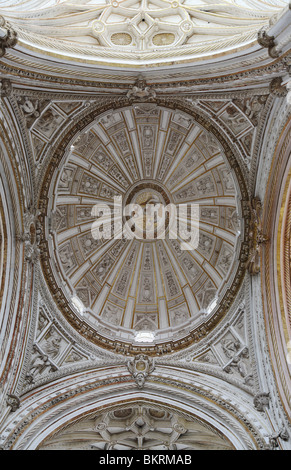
[253,392,270,412]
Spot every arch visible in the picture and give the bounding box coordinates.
[262,115,291,420]
[2,365,271,450]
[0,124,23,384]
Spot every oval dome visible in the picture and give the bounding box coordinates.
[42,103,246,353]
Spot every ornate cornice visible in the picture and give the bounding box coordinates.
[0,49,287,91]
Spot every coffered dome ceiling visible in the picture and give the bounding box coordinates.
[42,103,246,353]
[1,0,288,66]
[1,1,291,452]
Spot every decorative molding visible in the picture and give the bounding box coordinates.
[261,118,291,422]
[0,53,287,92]
[0,368,271,450]
[286,79,291,105]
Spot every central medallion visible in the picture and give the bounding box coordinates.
[123,182,171,240]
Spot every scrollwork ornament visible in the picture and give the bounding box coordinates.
[257,26,279,58]
[6,394,20,412]
[268,427,289,449]
[127,354,155,388]
[127,76,156,102]
[0,18,17,57]
[0,79,12,98]
[253,392,270,412]
[246,197,269,275]
[17,208,43,264]
[269,77,288,98]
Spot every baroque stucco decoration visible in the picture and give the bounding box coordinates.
[36,98,250,354]
[38,403,234,450]
[6,394,20,413]
[127,355,155,388]
[0,0,291,453]
[246,197,269,275]
[1,0,289,66]
[0,16,17,57]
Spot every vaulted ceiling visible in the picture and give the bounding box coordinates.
[0,0,290,452]
[38,402,234,450]
[1,0,287,66]
[45,103,243,349]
